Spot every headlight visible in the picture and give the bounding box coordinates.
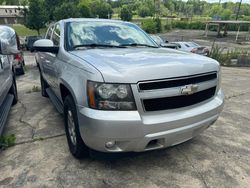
[87,81,136,110]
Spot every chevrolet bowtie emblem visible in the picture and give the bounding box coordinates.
[181,84,199,95]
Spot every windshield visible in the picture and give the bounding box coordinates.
[150,35,163,45]
[66,21,157,50]
[187,42,199,47]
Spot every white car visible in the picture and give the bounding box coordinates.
[171,42,210,56]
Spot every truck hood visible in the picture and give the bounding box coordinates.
[70,48,219,83]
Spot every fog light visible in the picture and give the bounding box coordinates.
[105,141,115,148]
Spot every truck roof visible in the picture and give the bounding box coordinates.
[61,18,130,24]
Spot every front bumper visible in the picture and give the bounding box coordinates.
[78,89,224,152]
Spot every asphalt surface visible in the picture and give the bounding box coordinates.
[0,52,249,188]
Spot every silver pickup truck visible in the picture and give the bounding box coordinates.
[34,19,224,158]
[0,26,19,135]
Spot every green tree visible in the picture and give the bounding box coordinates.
[44,0,61,21]
[90,0,113,19]
[54,2,81,21]
[24,0,47,35]
[138,5,152,17]
[78,4,92,18]
[120,5,132,21]
[1,0,19,5]
[78,0,92,18]
[221,9,232,20]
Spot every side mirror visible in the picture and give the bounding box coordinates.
[165,40,169,43]
[33,39,59,54]
[0,39,19,55]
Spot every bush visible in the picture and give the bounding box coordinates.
[170,21,206,30]
[120,5,133,21]
[209,45,246,66]
[164,23,172,31]
[141,19,157,34]
[154,17,162,33]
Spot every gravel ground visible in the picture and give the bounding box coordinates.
[0,52,249,188]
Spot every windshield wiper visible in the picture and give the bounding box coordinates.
[73,44,126,49]
[120,43,158,48]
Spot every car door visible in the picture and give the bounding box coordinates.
[40,25,55,86]
[0,55,12,107]
[49,23,61,97]
[0,55,5,106]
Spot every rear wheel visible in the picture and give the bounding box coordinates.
[19,61,25,75]
[64,95,89,158]
[40,73,48,98]
[9,74,18,105]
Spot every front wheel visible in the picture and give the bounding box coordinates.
[64,95,89,158]
[40,73,48,98]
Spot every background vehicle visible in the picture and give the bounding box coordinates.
[13,34,25,75]
[0,26,19,136]
[171,41,210,56]
[34,19,224,159]
[150,35,179,49]
[13,52,25,75]
[25,36,42,52]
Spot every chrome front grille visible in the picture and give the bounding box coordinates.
[137,72,218,112]
[138,72,217,91]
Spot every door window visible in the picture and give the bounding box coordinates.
[52,24,60,46]
[46,25,54,40]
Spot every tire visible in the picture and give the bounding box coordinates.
[9,74,18,105]
[40,73,49,98]
[19,62,25,75]
[64,95,89,158]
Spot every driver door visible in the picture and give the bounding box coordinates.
[41,23,61,97]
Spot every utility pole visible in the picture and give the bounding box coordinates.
[236,0,243,20]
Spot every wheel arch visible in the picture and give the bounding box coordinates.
[59,79,78,106]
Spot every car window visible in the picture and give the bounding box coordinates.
[46,26,54,40]
[66,21,157,50]
[184,43,190,47]
[52,24,60,46]
[189,42,199,47]
[151,35,163,45]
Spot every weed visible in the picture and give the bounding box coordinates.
[26,85,41,94]
[0,134,16,149]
